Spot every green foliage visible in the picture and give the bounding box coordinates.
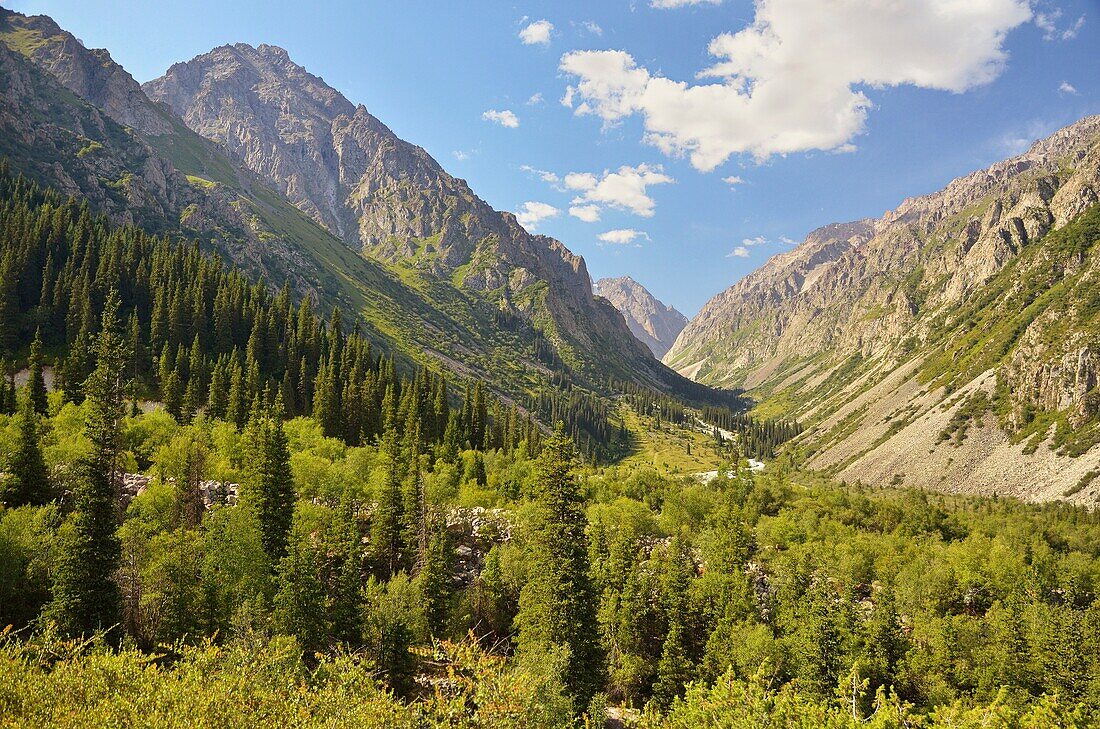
[45,291,128,643]
[515,424,604,708]
[2,393,50,506]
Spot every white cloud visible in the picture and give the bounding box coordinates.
[728,235,795,255]
[520,165,560,184]
[515,201,560,231]
[561,0,1031,171]
[561,86,575,108]
[569,204,602,223]
[1059,81,1079,95]
[582,21,603,36]
[1035,9,1085,41]
[482,109,520,128]
[519,19,554,45]
[723,175,744,187]
[651,0,722,7]
[453,150,470,161]
[565,163,673,217]
[1063,15,1086,40]
[564,172,599,190]
[598,229,647,246]
[527,92,544,106]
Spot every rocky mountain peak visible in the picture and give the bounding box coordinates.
[595,276,688,359]
[0,8,172,137]
[144,40,668,385]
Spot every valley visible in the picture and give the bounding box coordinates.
[0,5,1098,728]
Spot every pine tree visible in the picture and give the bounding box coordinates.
[273,528,328,656]
[515,423,604,707]
[328,494,363,645]
[415,525,453,637]
[47,291,129,642]
[370,419,405,579]
[439,412,460,464]
[181,334,205,422]
[239,401,296,562]
[3,393,50,506]
[26,329,48,415]
[651,619,693,710]
[175,435,207,529]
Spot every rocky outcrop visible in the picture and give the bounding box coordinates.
[1,12,173,137]
[595,276,687,358]
[144,44,669,387]
[667,116,1100,502]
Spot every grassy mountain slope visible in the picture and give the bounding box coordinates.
[0,9,714,413]
[667,117,1100,502]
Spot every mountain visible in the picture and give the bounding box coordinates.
[0,9,695,408]
[667,116,1100,503]
[594,277,687,359]
[142,43,671,389]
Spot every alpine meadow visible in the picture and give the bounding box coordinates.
[2,2,1100,727]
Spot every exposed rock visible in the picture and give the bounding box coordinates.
[667,115,1100,502]
[595,276,688,358]
[144,44,672,388]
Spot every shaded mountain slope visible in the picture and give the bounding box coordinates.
[143,43,674,388]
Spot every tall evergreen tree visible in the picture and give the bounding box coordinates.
[3,393,50,506]
[370,417,405,579]
[328,494,363,645]
[26,329,48,415]
[415,525,453,637]
[239,401,296,562]
[273,528,328,656]
[515,424,604,707]
[47,291,129,642]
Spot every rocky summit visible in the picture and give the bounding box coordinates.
[144,45,670,388]
[595,276,687,359]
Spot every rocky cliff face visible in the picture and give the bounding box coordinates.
[143,44,667,386]
[667,116,1100,503]
[595,277,687,359]
[0,8,332,293]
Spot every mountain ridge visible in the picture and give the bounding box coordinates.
[667,115,1100,502]
[142,43,673,389]
[0,8,705,412]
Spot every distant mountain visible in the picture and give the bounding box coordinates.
[595,277,687,359]
[667,116,1100,503]
[142,44,674,390]
[0,9,707,408]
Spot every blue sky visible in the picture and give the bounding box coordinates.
[8,0,1100,315]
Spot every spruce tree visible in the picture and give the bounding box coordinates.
[370,418,405,579]
[415,526,453,637]
[515,424,604,707]
[328,494,363,645]
[239,401,296,561]
[273,529,328,655]
[48,291,129,642]
[3,393,50,506]
[651,619,693,710]
[26,329,48,415]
